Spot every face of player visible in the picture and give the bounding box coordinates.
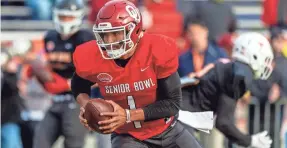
[58,15,77,22]
[53,11,83,38]
[187,24,208,52]
[271,35,286,55]
[101,31,125,48]
[57,15,77,38]
[100,30,136,59]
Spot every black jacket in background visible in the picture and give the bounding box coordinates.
[1,71,25,124]
[181,61,253,147]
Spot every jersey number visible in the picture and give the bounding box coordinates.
[127,96,142,128]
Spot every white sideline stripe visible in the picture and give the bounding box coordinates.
[1,6,31,16]
[1,20,90,30]
[232,6,262,15]
[238,20,264,29]
[1,31,46,41]
[1,6,90,16]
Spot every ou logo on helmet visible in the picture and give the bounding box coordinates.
[126,5,141,23]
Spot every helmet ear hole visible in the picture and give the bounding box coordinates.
[253,55,257,60]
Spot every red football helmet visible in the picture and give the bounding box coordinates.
[93,0,143,59]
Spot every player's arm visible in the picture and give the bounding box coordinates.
[215,95,251,147]
[71,72,94,107]
[216,96,272,147]
[71,72,100,132]
[25,55,72,94]
[142,72,181,121]
[130,36,182,122]
[24,34,72,94]
[22,50,53,82]
[213,62,252,147]
[124,71,182,122]
[98,72,181,134]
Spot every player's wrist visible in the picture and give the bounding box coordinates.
[76,93,90,107]
[125,109,131,124]
[129,109,145,122]
[67,79,71,89]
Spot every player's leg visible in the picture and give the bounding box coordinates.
[94,132,112,148]
[20,120,39,148]
[61,101,88,148]
[111,133,149,148]
[162,121,203,148]
[33,108,61,148]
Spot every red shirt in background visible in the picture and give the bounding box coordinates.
[88,0,138,24]
[261,0,287,26]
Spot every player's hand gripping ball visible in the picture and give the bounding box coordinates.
[98,100,128,134]
[83,99,114,133]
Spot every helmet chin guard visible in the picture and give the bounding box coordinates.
[93,23,136,59]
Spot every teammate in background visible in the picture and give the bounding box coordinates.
[1,49,25,148]
[179,32,274,148]
[25,0,95,147]
[71,0,202,148]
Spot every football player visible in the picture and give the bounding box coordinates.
[179,32,274,148]
[24,0,95,148]
[71,0,202,148]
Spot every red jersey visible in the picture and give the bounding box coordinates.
[73,33,179,140]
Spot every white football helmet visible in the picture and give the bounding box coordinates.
[232,32,274,80]
[53,0,85,36]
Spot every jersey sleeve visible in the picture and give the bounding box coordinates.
[153,35,179,79]
[215,95,251,146]
[73,41,97,79]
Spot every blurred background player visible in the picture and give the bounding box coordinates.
[179,32,274,148]
[23,0,95,148]
[1,44,26,148]
[268,22,287,100]
[1,39,53,148]
[71,0,202,148]
[246,22,287,148]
